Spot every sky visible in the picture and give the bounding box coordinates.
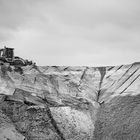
[0,0,140,66]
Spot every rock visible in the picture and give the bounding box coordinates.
[0,62,139,139]
[0,110,25,140]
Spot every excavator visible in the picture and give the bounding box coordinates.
[0,46,33,66]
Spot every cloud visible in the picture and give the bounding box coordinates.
[0,0,140,66]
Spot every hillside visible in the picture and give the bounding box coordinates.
[0,62,140,140]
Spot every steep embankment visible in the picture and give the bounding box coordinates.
[0,62,140,140]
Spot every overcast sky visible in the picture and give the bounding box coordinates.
[0,0,140,66]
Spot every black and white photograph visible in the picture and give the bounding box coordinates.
[0,0,140,140]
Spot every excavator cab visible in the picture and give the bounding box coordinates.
[0,47,14,62]
[0,46,34,66]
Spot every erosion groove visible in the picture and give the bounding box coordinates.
[0,63,139,139]
[117,64,134,82]
[45,105,65,140]
[120,73,140,94]
[117,68,139,89]
[97,67,106,103]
